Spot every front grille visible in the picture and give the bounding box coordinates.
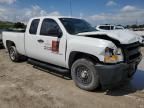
[122,42,141,63]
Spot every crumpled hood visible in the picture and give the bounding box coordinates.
[77,30,139,44]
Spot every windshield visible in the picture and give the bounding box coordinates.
[59,18,96,35]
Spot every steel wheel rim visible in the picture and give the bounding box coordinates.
[76,65,92,85]
[9,48,15,60]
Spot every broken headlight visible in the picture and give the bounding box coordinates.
[104,47,123,63]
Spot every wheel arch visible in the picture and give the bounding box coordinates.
[6,40,16,49]
[68,51,100,68]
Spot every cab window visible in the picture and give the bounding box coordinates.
[29,19,40,34]
[99,26,111,30]
[111,26,114,30]
[40,18,62,37]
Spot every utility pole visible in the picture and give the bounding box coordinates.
[136,19,138,25]
[70,0,72,16]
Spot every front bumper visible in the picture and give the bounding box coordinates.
[96,58,141,89]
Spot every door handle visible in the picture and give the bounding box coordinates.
[37,39,44,43]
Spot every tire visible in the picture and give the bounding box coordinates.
[71,58,99,91]
[8,46,21,62]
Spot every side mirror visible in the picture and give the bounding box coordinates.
[57,31,62,38]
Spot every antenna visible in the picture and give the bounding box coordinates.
[136,19,138,25]
[70,0,72,16]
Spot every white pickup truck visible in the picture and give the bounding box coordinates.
[2,16,142,91]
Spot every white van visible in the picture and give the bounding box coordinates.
[96,25,124,31]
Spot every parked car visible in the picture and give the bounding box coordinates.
[96,25,125,31]
[2,16,142,91]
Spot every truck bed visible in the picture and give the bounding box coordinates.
[2,32,26,55]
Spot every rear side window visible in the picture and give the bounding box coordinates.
[29,19,40,34]
[40,18,62,36]
[111,26,114,30]
[99,26,111,30]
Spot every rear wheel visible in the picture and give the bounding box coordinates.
[71,58,99,91]
[8,46,21,62]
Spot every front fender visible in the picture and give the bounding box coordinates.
[66,36,116,68]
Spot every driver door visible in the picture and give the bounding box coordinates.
[26,18,67,67]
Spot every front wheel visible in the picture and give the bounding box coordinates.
[71,58,99,91]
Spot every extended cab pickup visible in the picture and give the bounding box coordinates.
[2,16,142,90]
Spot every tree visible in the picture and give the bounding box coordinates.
[0,21,14,29]
[139,24,144,28]
[14,22,26,29]
[131,24,138,29]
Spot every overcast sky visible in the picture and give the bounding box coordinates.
[0,0,144,25]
